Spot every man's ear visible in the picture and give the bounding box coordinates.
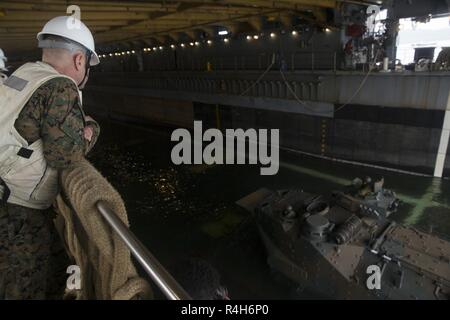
[73,52,85,72]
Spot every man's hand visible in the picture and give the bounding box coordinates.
[84,125,94,142]
[82,115,100,153]
[84,115,96,142]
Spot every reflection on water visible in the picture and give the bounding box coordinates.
[89,119,450,299]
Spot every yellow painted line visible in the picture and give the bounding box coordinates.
[280,161,450,213]
[280,161,351,186]
[403,179,444,225]
[201,210,245,238]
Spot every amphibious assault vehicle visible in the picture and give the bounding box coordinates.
[237,178,450,300]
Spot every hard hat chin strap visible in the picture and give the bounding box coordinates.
[79,51,92,89]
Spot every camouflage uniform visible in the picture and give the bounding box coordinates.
[0,76,100,299]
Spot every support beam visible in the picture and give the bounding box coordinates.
[153,35,167,44]
[0,0,345,57]
[0,21,131,28]
[0,26,110,33]
[220,22,241,35]
[141,39,155,46]
[172,0,338,9]
[279,13,294,29]
[184,30,198,40]
[97,9,280,45]
[0,11,152,20]
[434,93,450,178]
[286,0,336,8]
[247,17,264,32]
[167,33,183,42]
[0,0,179,11]
[198,26,216,37]
[94,2,203,37]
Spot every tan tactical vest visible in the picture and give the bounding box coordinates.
[0,62,81,209]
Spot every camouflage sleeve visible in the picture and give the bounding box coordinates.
[39,78,87,169]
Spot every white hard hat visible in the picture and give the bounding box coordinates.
[37,16,99,66]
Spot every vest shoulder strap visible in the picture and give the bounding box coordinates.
[11,61,77,92]
[1,62,80,121]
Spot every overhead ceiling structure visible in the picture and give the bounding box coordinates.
[0,0,379,60]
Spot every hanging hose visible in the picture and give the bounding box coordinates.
[239,53,276,96]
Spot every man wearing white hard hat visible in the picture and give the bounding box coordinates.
[0,16,100,299]
[0,48,7,84]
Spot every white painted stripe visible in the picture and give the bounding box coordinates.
[438,129,450,155]
[282,147,432,177]
[434,154,447,178]
[434,109,450,178]
[443,106,450,130]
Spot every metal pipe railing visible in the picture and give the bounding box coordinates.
[96,200,192,300]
